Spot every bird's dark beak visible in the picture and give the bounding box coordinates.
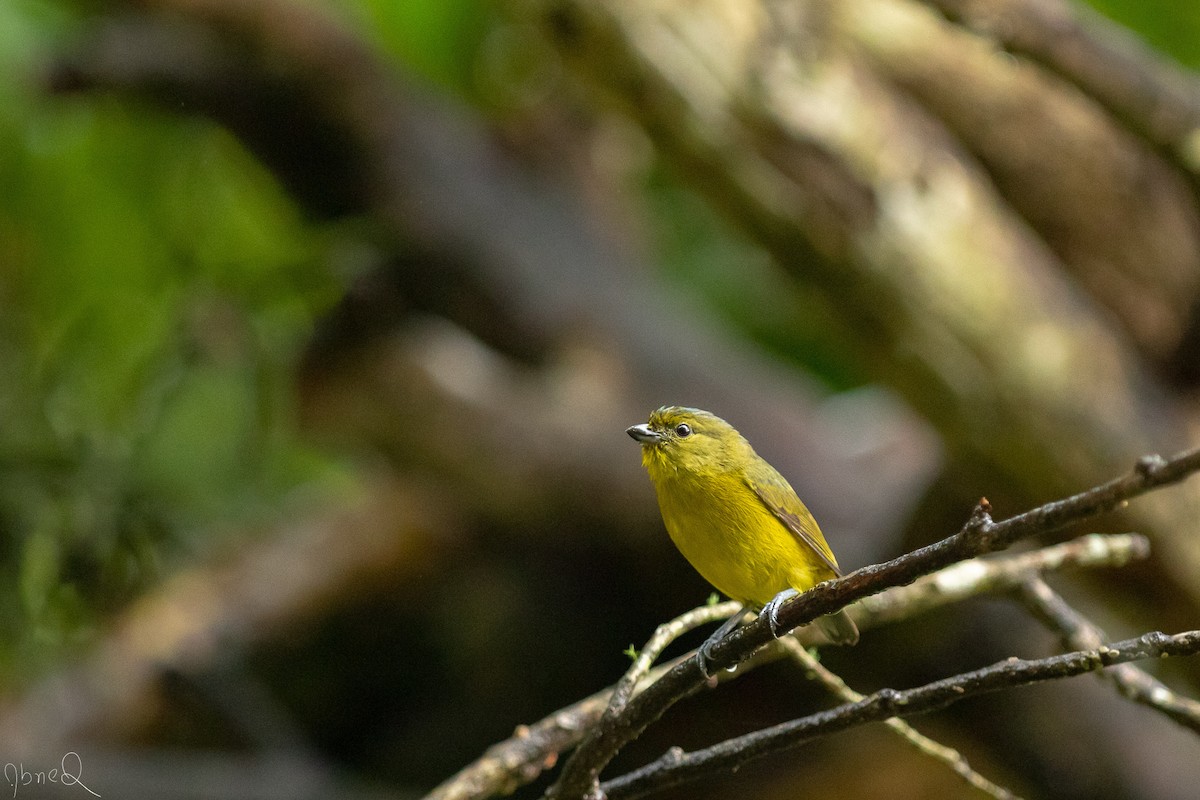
[626,424,661,444]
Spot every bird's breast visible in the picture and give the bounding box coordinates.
[652,470,801,606]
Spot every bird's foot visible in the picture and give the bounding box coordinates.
[760,588,799,638]
[695,605,749,678]
[696,634,718,679]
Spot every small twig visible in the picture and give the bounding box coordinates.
[429,533,1146,800]
[600,630,1200,799]
[605,603,740,718]
[1018,576,1200,734]
[423,604,738,800]
[547,448,1200,799]
[780,638,1021,800]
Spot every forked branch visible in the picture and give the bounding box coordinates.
[547,448,1200,799]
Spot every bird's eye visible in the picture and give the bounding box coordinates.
[675,423,692,437]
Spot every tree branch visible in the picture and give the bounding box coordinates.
[605,604,737,719]
[857,532,1148,626]
[780,639,1021,800]
[601,630,1200,799]
[546,448,1200,798]
[429,532,1147,800]
[1018,575,1200,733]
[422,603,735,800]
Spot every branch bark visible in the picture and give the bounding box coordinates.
[426,532,1146,800]
[1019,575,1200,734]
[601,629,1200,799]
[780,640,1021,800]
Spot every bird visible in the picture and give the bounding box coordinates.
[627,405,858,675]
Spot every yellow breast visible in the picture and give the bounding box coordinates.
[650,469,832,607]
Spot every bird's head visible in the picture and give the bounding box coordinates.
[626,406,748,478]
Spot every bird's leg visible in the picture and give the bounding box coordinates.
[696,604,749,678]
[760,588,799,638]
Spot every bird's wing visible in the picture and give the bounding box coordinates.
[745,471,842,577]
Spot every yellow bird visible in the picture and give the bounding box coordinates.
[627,406,858,674]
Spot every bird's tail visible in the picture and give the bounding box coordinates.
[815,607,859,646]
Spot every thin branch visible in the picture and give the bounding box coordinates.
[857,532,1149,627]
[1018,576,1200,733]
[423,604,737,800]
[427,532,1144,800]
[601,630,1200,799]
[605,603,739,718]
[423,689,609,800]
[779,639,1021,800]
[547,448,1200,799]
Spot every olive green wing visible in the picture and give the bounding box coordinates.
[745,469,842,577]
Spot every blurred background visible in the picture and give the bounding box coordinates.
[2,0,1200,798]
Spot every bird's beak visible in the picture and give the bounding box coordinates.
[626,424,662,444]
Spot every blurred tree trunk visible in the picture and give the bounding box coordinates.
[526,0,1200,609]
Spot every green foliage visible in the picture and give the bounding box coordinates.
[1083,0,1200,67]
[0,2,352,683]
[350,0,492,95]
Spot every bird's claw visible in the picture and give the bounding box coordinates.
[696,641,716,679]
[695,605,749,678]
[761,588,799,638]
